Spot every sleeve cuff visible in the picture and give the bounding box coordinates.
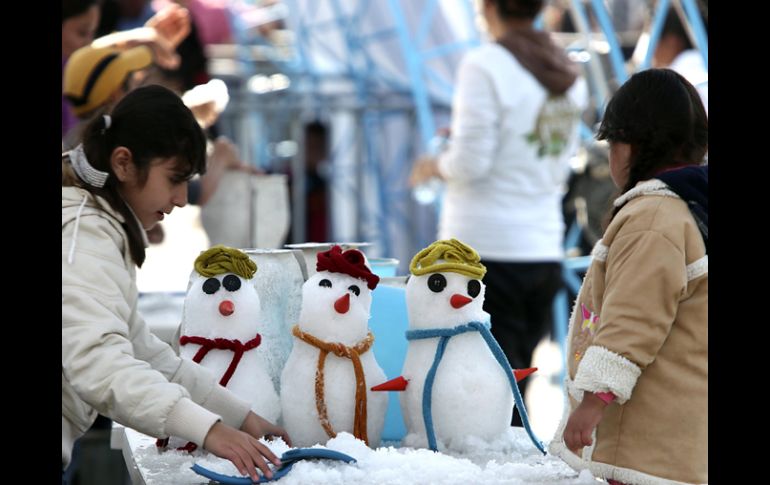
[202,384,252,428]
[164,397,221,447]
[574,345,641,404]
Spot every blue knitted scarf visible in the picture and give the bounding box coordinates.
[405,321,546,454]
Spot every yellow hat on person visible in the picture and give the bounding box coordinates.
[409,238,486,279]
[63,45,153,118]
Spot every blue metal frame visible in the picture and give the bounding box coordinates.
[641,0,672,70]
[641,0,707,71]
[274,0,480,261]
[680,0,708,68]
[589,0,628,84]
[553,221,593,383]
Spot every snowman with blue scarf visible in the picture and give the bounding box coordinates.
[374,239,542,453]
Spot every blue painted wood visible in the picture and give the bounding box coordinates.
[368,285,409,441]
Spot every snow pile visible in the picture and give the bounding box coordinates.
[135,430,597,484]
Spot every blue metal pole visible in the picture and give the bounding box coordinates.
[589,0,628,84]
[569,0,608,109]
[553,288,568,385]
[387,0,436,147]
[416,0,440,48]
[680,0,708,68]
[641,0,671,70]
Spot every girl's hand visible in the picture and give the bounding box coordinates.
[203,421,282,482]
[563,392,609,454]
[241,411,293,447]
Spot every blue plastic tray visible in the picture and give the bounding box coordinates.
[191,447,357,484]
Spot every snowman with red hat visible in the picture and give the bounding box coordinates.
[280,245,387,447]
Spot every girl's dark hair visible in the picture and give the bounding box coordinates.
[62,0,102,22]
[65,84,207,267]
[597,68,707,217]
[494,0,543,20]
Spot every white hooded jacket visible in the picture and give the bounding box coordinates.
[62,186,251,467]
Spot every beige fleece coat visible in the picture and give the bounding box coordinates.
[549,180,707,484]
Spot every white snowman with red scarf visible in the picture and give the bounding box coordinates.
[280,245,387,448]
[179,245,280,423]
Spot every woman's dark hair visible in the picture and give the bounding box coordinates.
[65,84,207,267]
[597,68,707,212]
[62,0,102,22]
[494,0,543,20]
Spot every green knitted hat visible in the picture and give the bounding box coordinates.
[194,245,257,279]
[409,238,486,279]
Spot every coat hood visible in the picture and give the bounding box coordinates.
[62,186,124,225]
[62,186,148,265]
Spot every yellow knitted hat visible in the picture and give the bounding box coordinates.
[63,45,153,117]
[409,238,486,279]
[194,245,257,279]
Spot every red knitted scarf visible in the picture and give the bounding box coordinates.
[156,333,262,452]
[179,334,262,386]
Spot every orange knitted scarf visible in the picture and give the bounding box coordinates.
[291,324,374,445]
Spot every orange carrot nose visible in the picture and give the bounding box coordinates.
[219,300,234,316]
[450,294,472,308]
[514,367,538,382]
[334,293,350,314]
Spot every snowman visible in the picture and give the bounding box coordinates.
[179,245,281,425]
[280,245,387,447]
[372,239,543,453]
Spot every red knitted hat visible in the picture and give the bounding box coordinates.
[316,245,379,290]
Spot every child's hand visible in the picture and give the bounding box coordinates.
[145,3,191,51]
[241,411,293,447]
[203,421,282,482]
[564,392,609,454]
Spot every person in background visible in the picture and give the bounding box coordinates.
[549,68,707,485]
[63,0,191,138]
[409,0,587,426]
[63,0,102,137]
[62,85,291,483]
[63,44,256,243]
[63,44,154,149]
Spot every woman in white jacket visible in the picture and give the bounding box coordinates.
[410,0,587,425]
[62,85,290,482]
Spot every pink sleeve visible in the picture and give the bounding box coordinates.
[594,391,616,404]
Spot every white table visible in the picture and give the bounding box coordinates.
[111,424,209,485]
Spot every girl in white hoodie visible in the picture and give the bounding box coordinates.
[62,85,290,482]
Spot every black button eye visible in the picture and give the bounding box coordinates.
[348,285,360,296]
[203,278,221,295]
[223,274,241,292]
[427,274,447,293]
[467,280,481,298]
[319,279,332,288]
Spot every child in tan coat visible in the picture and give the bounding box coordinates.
[549,69,708,485]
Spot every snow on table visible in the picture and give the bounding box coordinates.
[124,427,597,484]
